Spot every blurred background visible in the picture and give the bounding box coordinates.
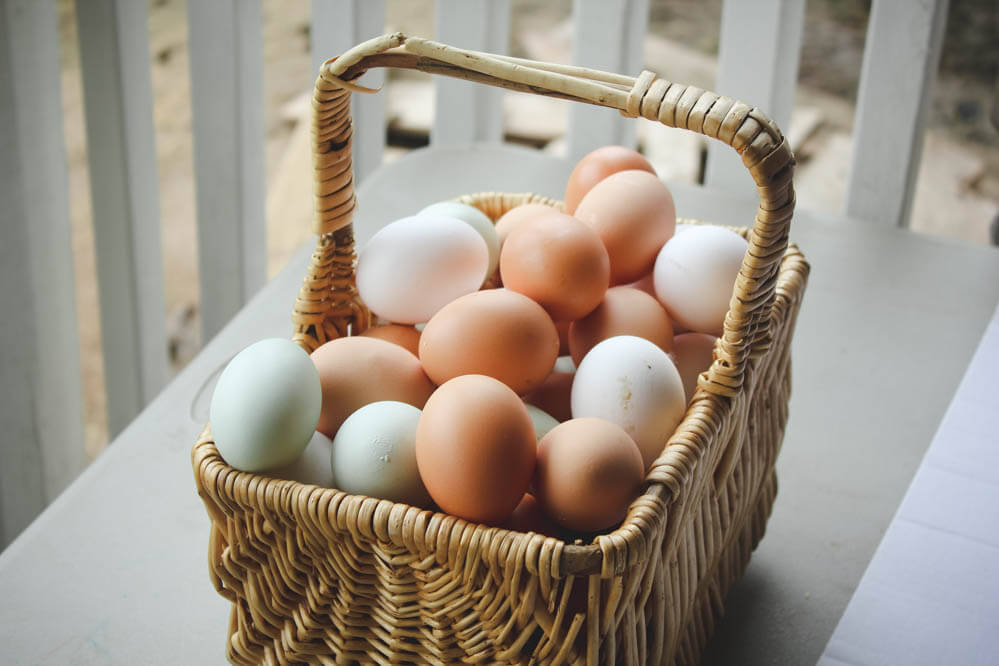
[52,0,997,458]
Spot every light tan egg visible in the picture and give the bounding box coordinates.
[574,170,676,285]
[359,324,422,357]
[568,287,674,365]
[311,336,435,438]
[564,146,656,215]
[534,418,645,532]
[499,210,610,322]
[415,375,536,524]
[504,493,561,537]
[494,203,555,248]
[525,371,574,423]
[556,320,571,356]
[671,332,718,404]
[419,289,559,396]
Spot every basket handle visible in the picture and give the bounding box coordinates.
[294,32,795,400]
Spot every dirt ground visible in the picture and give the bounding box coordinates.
[55,0,997,456]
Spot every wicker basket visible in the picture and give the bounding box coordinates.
[192,33,809,665]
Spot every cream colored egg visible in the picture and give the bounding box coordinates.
[357,215,489,324]
[420,201,500,281]
[570,335,685,471]
[653,225,749,335]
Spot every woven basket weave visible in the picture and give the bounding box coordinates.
[192,33,809,665]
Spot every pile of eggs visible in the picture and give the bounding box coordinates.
[209,146,748,537]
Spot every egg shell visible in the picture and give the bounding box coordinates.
[525,371,574,423]
[505,493,561,537]
[526,405,560,440]
[671,332,718,404]
[494,203,555,248]
[624,271,657,298]
[535,418,645,532]
[210,338,322,472]
[555,320,571,356]
[420,201,501,281]
[311,336,435,438]
[269,431,335,487]
[356,215,489,324]
[332,401,431,506]
[571,335,686,471]
[564,146,656,215]
[653,225,749,335]
[553,355,576,374]
[359,324,422,357]
[574,170,677,285]
[500,210,610,321]
[415,375,536,524]
[419,289,559,395]
[568,287,674,365]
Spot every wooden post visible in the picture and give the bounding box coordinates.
[76,0,168,436]
[846,0,949,227]
[705,0,805,196]
[568,0,649,163]
[432,0,511,146]
[0,0,86,547]
[187,0,267,341]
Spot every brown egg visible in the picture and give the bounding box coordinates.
[419,289,559,395]
[569,287,674,365]
[311,336,435,437]
[625,271,657,298]
[574,170,676,285]
[500,211,610,321]
[671,333,717,403]
[359,324,421,357]
[494,203,555,248]
[564,146,656,215]
[525,371,573,423]
[505,493,561,537]
[556,320,571,356]
[535,418,645,532]
[415,375,536,524]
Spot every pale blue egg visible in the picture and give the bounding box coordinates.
[210,338,321,472]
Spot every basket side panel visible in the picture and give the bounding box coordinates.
[669,246,806,665]
[195,473,590,664]
[611,245,806,665]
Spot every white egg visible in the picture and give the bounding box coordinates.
[420,201,500,281]
[268,431,335,487]
[653,225,749,335]
[526,405,560,440]
[332,401,431,506]
[570,335,685,471]
[210,338,322,472]
[357,215,489,324]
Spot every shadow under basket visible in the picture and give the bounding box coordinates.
[192,33,810,665]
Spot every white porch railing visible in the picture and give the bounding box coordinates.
[0,0,947,547]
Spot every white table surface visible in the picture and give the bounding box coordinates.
[817,303,999,665]
[3,145,999,665]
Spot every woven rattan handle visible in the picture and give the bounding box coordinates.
[295,32,795,400]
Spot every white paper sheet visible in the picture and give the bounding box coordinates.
[818,303,999,666]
